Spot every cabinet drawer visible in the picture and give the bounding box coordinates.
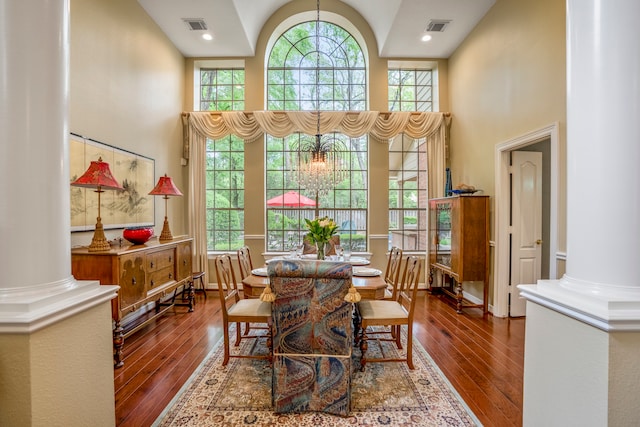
[118,253,147,312]
[148,266,175,290]
[176,241,192,281]
[147,249,175,272]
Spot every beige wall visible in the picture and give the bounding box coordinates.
[448,0,567,300]
[69,0,187,248]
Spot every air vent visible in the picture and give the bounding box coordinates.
[425,19,451,32]
[183,18,208,31]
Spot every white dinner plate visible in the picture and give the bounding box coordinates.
[251,267,268,277]
[353,267,382,277]
[347,257,370,266]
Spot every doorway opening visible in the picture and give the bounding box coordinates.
[493,122,559,317]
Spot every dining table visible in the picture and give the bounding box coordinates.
[241,257,388,300]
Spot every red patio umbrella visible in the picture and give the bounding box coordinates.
[267,191,316,207]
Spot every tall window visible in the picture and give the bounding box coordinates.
[200,68,245,250]
[388,68,433,112]
[265,21,368,252]
[387,67,432,251]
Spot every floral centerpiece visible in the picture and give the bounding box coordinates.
[304,216,339,260]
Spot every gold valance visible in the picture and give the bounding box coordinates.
[182,110,450,144]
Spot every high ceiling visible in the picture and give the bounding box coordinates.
[137,0,495,59]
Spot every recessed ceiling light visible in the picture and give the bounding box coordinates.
[202,33,213,41]
[421,34,432,42]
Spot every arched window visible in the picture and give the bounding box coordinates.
[265,20,368,252]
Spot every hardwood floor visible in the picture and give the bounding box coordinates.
[114,290,525,427]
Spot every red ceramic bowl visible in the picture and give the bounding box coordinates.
[123,227,154,245]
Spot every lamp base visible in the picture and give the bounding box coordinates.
[158,217,173,241]
[88,219,112,252]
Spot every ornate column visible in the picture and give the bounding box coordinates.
[519,0,640,425]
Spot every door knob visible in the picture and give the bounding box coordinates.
[536,239,543,245]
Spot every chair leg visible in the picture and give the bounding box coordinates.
[199,275,207,299]
[395,325,403,349]
[222,322,231,366]
[234,322,242,346]
[359,328,369,371]
[406,323,414,370]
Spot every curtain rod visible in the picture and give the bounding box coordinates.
[181,111,451,117]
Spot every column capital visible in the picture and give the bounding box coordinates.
[0,277,118,333]
[519,277,640,332]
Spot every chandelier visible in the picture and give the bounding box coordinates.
[297,131,345,197]
[296,0,346,198]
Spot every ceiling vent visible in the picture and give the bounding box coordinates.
[183,18,208,31]
[425,19,451,32]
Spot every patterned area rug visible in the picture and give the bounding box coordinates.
[153,326,481,426]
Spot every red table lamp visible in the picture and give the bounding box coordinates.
[71,157,123,252]
[149,174,183,241]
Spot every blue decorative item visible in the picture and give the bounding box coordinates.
[445,168,453,196]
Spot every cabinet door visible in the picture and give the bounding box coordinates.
[176,241,192,281]
[118,253,147,313]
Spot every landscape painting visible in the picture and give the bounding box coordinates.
[70,133,155,231]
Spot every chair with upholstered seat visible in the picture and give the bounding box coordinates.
[269,259,353,416]
[236,245,266,336]
[383,246,403,300]
[356,255,421,371]
[214,254,272,366]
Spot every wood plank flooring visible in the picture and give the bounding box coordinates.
[114,290,525,427]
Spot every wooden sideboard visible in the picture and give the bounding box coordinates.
[72,236,194,367]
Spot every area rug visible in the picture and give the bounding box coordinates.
[153,326,482,426]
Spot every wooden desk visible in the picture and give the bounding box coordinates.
[241,272,387,300]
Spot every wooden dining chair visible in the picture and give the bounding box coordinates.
[214,254,272,366]
[236,245,254,282]
[356,255,421,370]
[383,246,403,300]
[302,234,341,255]
[236,245,266,337]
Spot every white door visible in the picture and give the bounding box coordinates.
[510,151,543,317]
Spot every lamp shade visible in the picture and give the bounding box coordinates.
[71,157,122,190]
[149,174,183,196]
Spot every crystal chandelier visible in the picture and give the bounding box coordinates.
[297,133,345,197]
[296,0,345,198]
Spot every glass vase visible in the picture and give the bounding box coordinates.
[316,241,326,260]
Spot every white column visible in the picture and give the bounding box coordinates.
[0,0,116,329]
[0,1,117,424]
[519,1,640,425]
[565,0,640,294]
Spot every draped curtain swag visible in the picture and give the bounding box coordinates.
[184,110,449,143]
[181,111,451,265]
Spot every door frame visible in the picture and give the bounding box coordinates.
[493,122,559,318]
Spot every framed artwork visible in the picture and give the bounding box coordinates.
[70,133,155,231]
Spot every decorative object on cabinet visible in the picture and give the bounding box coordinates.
[149,174,183,241]
[428,195,489,314]
[122,226,154,245]
[445,167,452,196]
[70,157,123,252]
[71,236,194,367]
[69,133,155,231]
